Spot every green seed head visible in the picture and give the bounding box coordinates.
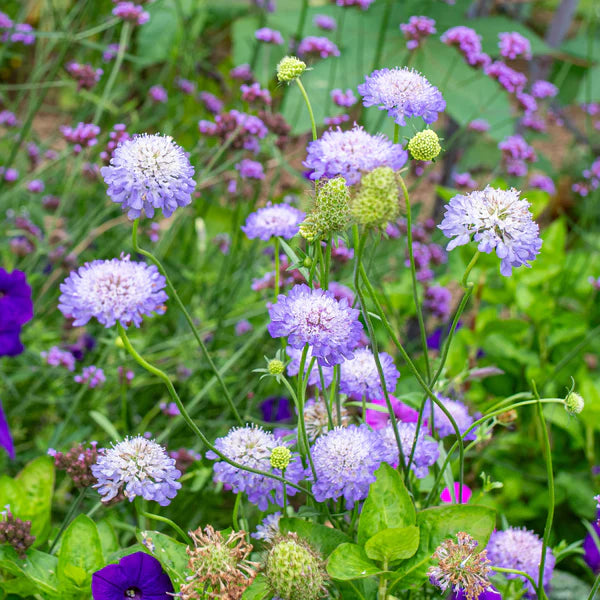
[313,176,350,234]
[270,446,291,470]
[408,129,442,161]
[277,56,307,83]
[299,216,322,242]
[565,391,584,416]
[350,166,400,228]
[265,534,327,600]
[268,359,285,376]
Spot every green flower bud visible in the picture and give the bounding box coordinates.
[268,359,285,376]
[265,534,327,600]
[277,56,306,83]
[565,391,584,416]
[270,446,291,470]
[350,166,400,228]
[303,256,313,268]
[408,129,442,161]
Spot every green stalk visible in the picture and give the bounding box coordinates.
[132,220,243,426]
[232,492,242,531]
[138,509,192,544]
[117,323,313,498]
[49,488,87,553]
[587,573,600,600]
[295,78,317,142]
[274,237,281,303]
[371,0,394,72]
[493,567,539,593]
[297,345,318,478]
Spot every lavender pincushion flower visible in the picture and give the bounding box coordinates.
[286,346,334,389]
[242,204,304,241]
[425,396,477,440]
[486,527,555,597]
[339,347,399,400]
[58,255,168,328]
[358,67,446,125]
[207,425,306,510]
[304,125,407,185]
[268,284,363,366]
[311,424,384,508]
[439,186,542,276]
[101,134,195,219]
[92,436,182,506]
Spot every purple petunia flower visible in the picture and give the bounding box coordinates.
[268,284,363,366]
[358,67,446,125]
[331,88,357,107]
[101,134,195,219]
[149,85,168,103]
[441,26,490,68]
[112,2,150,25]
[487,528,555,597]
[583,511,600,573]
[439,186,542,276]
[304,125,407,185]
[529,174,556,194]
[498,31,532,60]
[207,425,307,510]
[92,552,173,600]
[400,16,436,50]
[0,400,15,460]
[235,158,265,180]
[92,436,182,505]
[425,395,477,440]
[314,14,336,31]
[255,27,284,45]
[379,421,439,478]
[0,268,33,358]
[311,424,384,508]
[58,255,168,329]
[242,203,304,240]
[339,347,399,400]
[298,36,340,59]
[286,345,334,389]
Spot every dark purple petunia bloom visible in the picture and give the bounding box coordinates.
[260,396,293,423]
[92,552,173,599]
[0,400,15,459]
[0,268,33,357]
[584,511,600,573]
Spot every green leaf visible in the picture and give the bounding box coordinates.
[364,526,420,563]
[89,410,121,441]
[241,573,271,600]
[136,1,180,66]
[97,520,119,560]
[136,530,189,585]
[280,517,349,557]
[57,515,104,591]
[327,543,384,581]
[390,505,495,588]
[358,463,416,546]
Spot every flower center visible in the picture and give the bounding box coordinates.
[124,587,142,599]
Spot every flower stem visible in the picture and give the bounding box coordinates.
[117,323,313,498]
[131,219,243,426]
[371,0,394,72]
[493,566,539,593]
[49,488,87,553]
[274,237,280,304]
[232,492,242,531]
[295,78,317,142]
[587,573,600,600]
[138,509,192,544]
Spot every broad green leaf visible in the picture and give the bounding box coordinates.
[241,573,271,600]
[364,526,420,563]
[390,505,495,588]
[97,520,119,560]
[358,463,416,546]
[136,529,189,585]
[327,543,384,581]
[0,545,60,596]
[280,517,349,557]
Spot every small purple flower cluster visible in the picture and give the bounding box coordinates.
[149,84,168,103]
[573,157,600,197]
[424,285,452,320]
[498,134,537,176]
[331,88,357,108]
[441,26,490,68]
[314,14,336,31]
[61,122,101,153]
[112,1,150,25]
[199,91,224,114]
[99,123,130,163]
[529,174,556,194]
[498,31,532,60]
[236,158,265,180]
[66,62,103,90]
[41,346,76,371]
[200,109,268,154]
[484,61,527,93]
[255,27,284,45]
[241,82,271,105]
[400,16,436,50]
[74,365,106,388]
[298,36,340,59]
[0,14,35,45]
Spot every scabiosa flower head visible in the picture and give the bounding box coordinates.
[286,346,334,389]
[441,26,490,68]
[486,527,555,597]
[499,134,537,176]
[92,436,181,506]
[207,425,307,510]
[268,284,363,366]
[358,67,446,125]
[531,80,558,99]
[66,62,103,90]
[276,55,307,83]
[101,134,195,219]
[41,346,76,371]
[529,174,556,194]
[439,186,542,276]
[304,398,350,441]
[298,36,340,59]
[408,129,442,161]
[199,91,223,114]
[255,27,284,45]
[350,166,401,228]
[424,285,452,319]
[311,424,384,507]
[498,31,532,60]
[304,125,407,185]
[314,14,336,31]
[92,552,173,600]
[339,347,399,400]
[565,391,584,416]
[380,421,439,477]
[425,395,477,440]
[112,1,150,25]
[428,532,493,600]
[235,158,265,180]
[331,88,357,107]
[242,203,304,241]
[301,176,350,240]
[59,255,167,329]
[0,506,35,559]
[469,119,490,132]
[252,512,281,542]
[61,122,100,153]
[400,16,436,50]
[484,61,527,93]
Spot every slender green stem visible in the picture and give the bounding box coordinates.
[398,170,430,382]
[282,469,288,513]
[295,78,317,142]
[587,573,600,600]
[117,323,313,497]
[93,22,131,124]
[534,380,553,600]
[232,492,242,531]
[493,566,539,593]
[371,0,394,72]
[49,488,87,553]
[297,345,317,479]
[274,237,281,303]
[138,510,192,544]
[293,0,310,47]
[378,559,389,599]
[132,220,243,426]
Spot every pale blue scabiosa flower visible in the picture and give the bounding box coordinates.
[425,395,477,441]
[286,346,334,389]
[439,186,542,277]
[304,125,407,185]
[207,425,306,511]
[268,284,363,366]
[242,204,305,241]
[486,527,555,597]
[311,424,384,508]
[101,134,195,219]
[358,67,446,126]
[58,255,168,328]
[252,512,282,542]
[339,347,399,400]
[91,436,182,506]
[379,422,439,478]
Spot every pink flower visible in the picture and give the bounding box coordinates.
[366,395,419,429]
[440,482,472,504]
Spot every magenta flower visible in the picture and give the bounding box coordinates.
[366,395,419,430]
[440,482,472,504]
